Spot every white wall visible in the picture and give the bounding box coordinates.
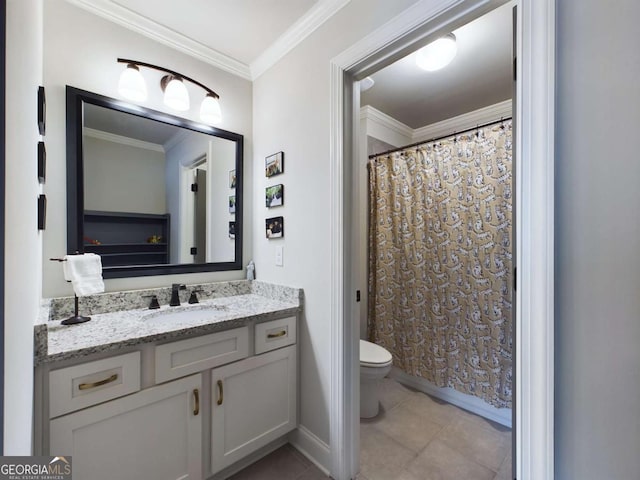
[84,136,166,214]
[43,0,253,297]
[555,1,640,478]
[4,0,43,454]
[252,0,421,451]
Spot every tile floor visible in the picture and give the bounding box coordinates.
[358,378,512,480]
[229,378,512,480]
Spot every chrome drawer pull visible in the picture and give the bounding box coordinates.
[193,389,200,416]
[267,330,287,339]
[78,373,118,390]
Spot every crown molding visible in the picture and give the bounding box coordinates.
[411,99,512,141]
[360,105,414,139]
[361,99,513,146]
[64,0,252,80]
[83,127,165,152]
[250,0,351,80]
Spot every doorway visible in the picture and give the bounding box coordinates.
[329,1,555,479]
[357,3,514,478]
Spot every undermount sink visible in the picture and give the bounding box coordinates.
[141,304,229,324]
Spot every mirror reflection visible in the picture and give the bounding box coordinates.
[66,86,243,278]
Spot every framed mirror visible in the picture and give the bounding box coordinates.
[66,86,243,278]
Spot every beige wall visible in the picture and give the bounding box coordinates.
[252,0,421,448]
[555,0,640,478]
[84,136,167,214]
[4,0,43,454]
[42,0,253,297]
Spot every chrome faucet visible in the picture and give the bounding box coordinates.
[170,284,186,306]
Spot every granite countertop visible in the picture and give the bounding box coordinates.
[34,281,303,365]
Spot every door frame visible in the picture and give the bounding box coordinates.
[328,0,555,479]
[0,0,5,455]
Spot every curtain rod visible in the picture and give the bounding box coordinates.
[368,116,512,159]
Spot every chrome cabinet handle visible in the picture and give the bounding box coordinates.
[193,389,200,416]
[217,380,224,405]
[78,373,118,390]
[267,330,287,339]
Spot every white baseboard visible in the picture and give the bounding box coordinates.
[288,425,331,475]
[389,367,512,428]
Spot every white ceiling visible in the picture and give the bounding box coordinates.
[67,0,349,79]
[70,0,512,129]
[109,0,318,65]
[361,3,513,129]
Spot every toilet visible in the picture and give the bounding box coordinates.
[360,339,393,418]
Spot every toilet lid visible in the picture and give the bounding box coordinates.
[360,340,392,366]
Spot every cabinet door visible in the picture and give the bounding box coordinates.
[210,345,297,473]
[50,374,202,480]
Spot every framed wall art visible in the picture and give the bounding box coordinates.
[265,184,284,208]
[265,151,284,177]
[265,216,283,239]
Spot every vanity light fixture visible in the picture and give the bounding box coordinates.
[416,33,457,71]
[117,58,222,123]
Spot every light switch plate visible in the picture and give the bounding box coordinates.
[275,246,284,266]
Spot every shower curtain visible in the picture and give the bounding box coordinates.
[367,121,512,408]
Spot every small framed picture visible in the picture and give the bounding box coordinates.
[229,221,236,239]
[229,195,236,214]
[38,141,46,183]
[265,151,284,177]
[265,216,284,239]
[37,86,46,136]
[265,184,284,208]
[229,170,236,188]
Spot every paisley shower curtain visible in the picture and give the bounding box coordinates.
[367,121,512,408]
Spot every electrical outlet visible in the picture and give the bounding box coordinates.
[275,246,284,266]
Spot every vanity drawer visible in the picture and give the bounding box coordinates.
[49,351,141,418]
[155,327,249,383]
[255,317,296,354]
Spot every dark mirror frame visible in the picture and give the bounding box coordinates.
[66,86,243,279]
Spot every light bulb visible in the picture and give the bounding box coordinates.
[163,77,190,111]
[416,33,457,71]
[200,94,222,124]
[118,64,147,102]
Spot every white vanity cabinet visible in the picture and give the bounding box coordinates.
[210,344,297,474]
[40,315,298,480]
[50,373,203,480]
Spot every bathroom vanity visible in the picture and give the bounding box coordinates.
[33,281,302,480]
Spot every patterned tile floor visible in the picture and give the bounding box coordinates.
[230,378,512,480]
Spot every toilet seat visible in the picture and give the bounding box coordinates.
[360,339,392,368]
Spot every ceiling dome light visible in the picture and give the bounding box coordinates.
[360,76,375,92]
[200,94,222,124]
[118,64,147,102]
[162,76,190,111]
[416,33,457,71]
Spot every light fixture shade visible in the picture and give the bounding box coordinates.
[163,77,190,111]
[200,94,222,124]
[416,33,457,71]
[360,76,375,92]
[118,64,147,102]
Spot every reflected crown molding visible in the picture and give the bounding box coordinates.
[64,0,351,81]
[83,127,165,152]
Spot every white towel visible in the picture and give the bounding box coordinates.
[63,253,105,297]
